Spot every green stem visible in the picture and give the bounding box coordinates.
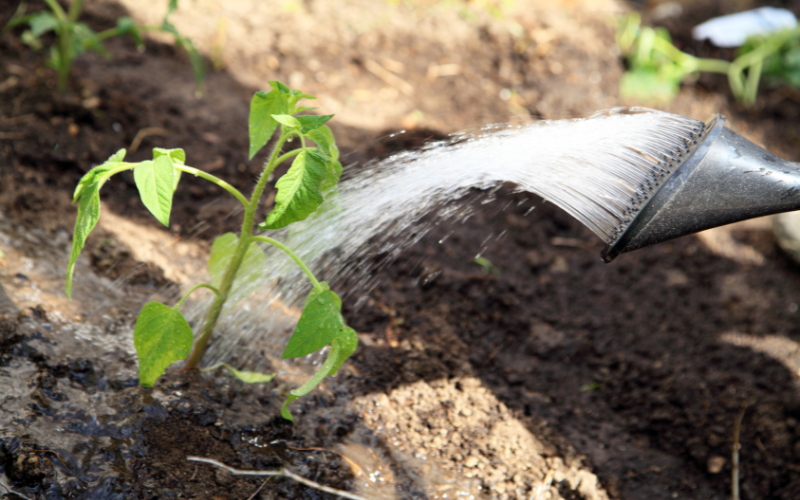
[274,148,302,166]
[184,132,291,368]
[56,22,71,93]
[67,0,84,23]
[43,0,67,20]
[255,132,292,197]
[728,28,800,102]
[653,36,730,74]
[174,283,219,310]
[95,163,137,189]
[95,24,164,43]
[250,236,322,291]
[174,165,248,207]
[693,58,730,74]
[94,27,121,42]
[744,59,763,106]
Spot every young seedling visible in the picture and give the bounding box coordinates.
[617,12,800,106]
[66,81,355,421]
[6,0,204,94]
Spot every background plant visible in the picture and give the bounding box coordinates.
[6,0,204,94]
[66,81,354,422]
[617,13,800,106]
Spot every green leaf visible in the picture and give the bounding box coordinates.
[303,281,330,307]
[29,12,58,37]
[201,362,275,383]
[73,149,126,202]
[224,365,275,383]
[182,38,206,93]
[222,363,275,383]
[21,30,43,50]
[65,183,100,299]
[308,147,330,163]
[304,148,340,191]
[153,147,186,164]
[297,114,334,133]
[282,289,344,359]
[306,129,331,153]
[66,149,131,298]
[281,337,341,422]
[133,155,175,226]
[117,16,137,34]
[330,326,358,375]
[248,90,286,160]
[73,23,109,60]
[281,332,356,422]
[133,302,193,388]
[290,89,315,98]
[153,148,185,191]
[619,68,680,104]
[261,150,327,230]
[272,114,301,129]
[117,17,143,48]
[319,125,339,161]
[208,233,266,291]
[269,81,292,94]
[331,159,343,179]
[167,0,179,15]
[47,45,60,69]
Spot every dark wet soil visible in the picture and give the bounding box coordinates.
[5,1,800,499]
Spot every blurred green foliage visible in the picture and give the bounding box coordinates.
[6,0,204,94]
[617,12,800,107]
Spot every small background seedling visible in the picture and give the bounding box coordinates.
[67,81,354,421]
[618,13,800,106]
[5,0,204,94]
[473,255,500,276]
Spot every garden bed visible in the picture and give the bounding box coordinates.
[3,1,800,499]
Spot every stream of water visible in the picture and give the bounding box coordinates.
[186,108,704,368]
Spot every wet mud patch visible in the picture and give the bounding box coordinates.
[0,312,361,500]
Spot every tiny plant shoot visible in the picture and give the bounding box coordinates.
[7,0,204,94]
[66,81,355,421]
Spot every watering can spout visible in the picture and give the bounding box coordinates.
[602,114,800,262]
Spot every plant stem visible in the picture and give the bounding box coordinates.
[174,283,219,310]
[56,19,71,93]
[693,58,730,74]
[174,165,248,206]
[744,59,763,106]
[67,0,84,23]
[728,28,800,102]
[43,0,67,20]
[275,148,303,166]
[185,133,291,368]
[94,27,122,42]
[654,36,730,74]
[250,236,322,291]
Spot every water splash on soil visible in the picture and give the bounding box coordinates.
[189,108,703,367]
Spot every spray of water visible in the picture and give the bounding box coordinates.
[184,108,703,368]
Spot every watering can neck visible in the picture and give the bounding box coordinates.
[602,114,800,262]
